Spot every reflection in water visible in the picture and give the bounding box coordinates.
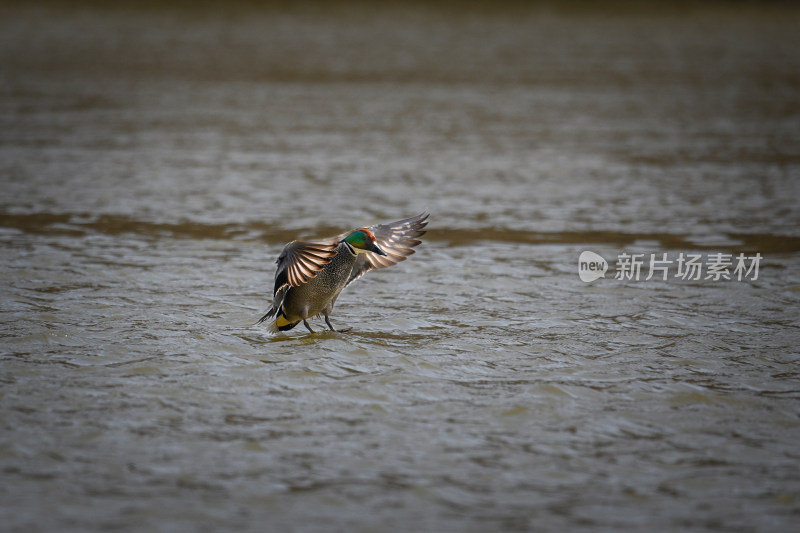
[1,2,800,532]
[2,212,799,253]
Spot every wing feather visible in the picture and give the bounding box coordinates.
[274,241,338,295]
[345,213,428,287]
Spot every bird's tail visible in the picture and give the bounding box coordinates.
[256,306,298,333]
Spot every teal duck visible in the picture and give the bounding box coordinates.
[258,213,428,333]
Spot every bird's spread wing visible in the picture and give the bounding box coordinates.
[273,240,338,295]
[346,213,428,287]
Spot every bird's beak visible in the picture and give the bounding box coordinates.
[370,242,387,256]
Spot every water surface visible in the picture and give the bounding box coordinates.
[1,2,800,531]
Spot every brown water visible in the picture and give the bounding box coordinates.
[2,2,800,531]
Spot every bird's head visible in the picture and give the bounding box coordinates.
[341,229,387,256]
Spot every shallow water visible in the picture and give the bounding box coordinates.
[2,2,800,532]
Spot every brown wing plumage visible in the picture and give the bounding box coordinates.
[273,241,338,295]
[345,213,428,287]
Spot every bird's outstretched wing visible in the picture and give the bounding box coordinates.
[273,240,339,295]
[345,213,428,287]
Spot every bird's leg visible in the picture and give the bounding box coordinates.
[325,315,351,333]
[303,320,315,333]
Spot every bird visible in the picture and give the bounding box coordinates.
[258,213,428,334]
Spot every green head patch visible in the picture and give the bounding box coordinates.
[344,229,373,249]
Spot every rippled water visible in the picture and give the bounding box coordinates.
[2,2,800,531]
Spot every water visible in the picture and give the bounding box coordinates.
[2,2,800,531]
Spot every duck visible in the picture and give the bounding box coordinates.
[258,213,428,333]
